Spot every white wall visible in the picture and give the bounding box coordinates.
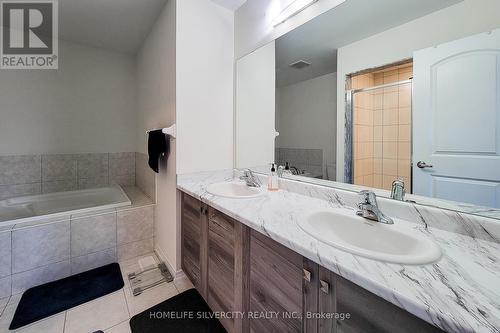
[276,72,337,179]
[136,0,177,272]
[236,41,276,168]
[0,40,137,155]
[235,0,345,59]
[335,0,500,181]
[176,0,234,174]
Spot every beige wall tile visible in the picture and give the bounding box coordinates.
[357,125,373,142]
[373,159,383,174]
[373,174,382,188]
[373,110,383,126]
[374,126,383,142]
[383,74,398,85]
[399,124,411,142]
[383,175,395,191]
[383,108,398,125]
[359,159,373,176]
[399,107,411,124]
[383,125,399,141]
[383,92,398,108]
[399,85,412,107]
[357,142,373,159]
[354,91,372,109]
[398,69,413,81]
[383,159,398,176]
[373,94,383,110]
[398,142,411,160]
[383,69,398,77]
[373,142,383,158]
[398,160,411,179]
[363,175,373,187]
[383,142,398,159]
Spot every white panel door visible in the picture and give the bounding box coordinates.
[236,41,276,168]
[413,29,500,207]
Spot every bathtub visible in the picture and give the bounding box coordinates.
[0,186,131,226]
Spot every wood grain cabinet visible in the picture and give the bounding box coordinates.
[207,207,249,333]
[181,194,205,292]
[180,192,444,333]
[335,275,443,333]
[249,230,305,333]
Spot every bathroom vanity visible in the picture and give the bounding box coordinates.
[177,170,500,333]
[180,192,444,333]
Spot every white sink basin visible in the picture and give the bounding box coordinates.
[298,208,441,265]
[206,181,265,199]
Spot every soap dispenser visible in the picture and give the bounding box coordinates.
[268,163,279,191]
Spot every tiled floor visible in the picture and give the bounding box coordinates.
[0,254,194,333]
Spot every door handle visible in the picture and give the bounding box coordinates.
[416,161,433,169]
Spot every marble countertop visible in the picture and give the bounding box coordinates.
[177,170,500,333]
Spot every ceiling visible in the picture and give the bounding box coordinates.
[59,0,168,54]
[276,0,462,87]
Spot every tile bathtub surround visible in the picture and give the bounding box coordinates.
[1,187,154,297]
[12,220,71,273]
[276,147,324,178]
[0,152,139,200]
[117,206,154,244]
[0,232,11,278]
[135,152,156,202]
[71,211,117,257]
[177,170,500,333]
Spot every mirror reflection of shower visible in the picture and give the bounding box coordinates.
[349,62,413,192]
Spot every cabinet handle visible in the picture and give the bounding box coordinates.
[303,269,311,282]
[320,280,330,294]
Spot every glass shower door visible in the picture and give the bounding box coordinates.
[351,80,412,192]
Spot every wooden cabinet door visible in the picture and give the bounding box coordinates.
[335,275,444,333]
[249,230,304,333]
[317,266,336,333]
[181,194,205,291]
[207,208,236,332]
[207,208,250,333]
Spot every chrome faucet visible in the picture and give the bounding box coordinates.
[391,178,406,201]
[239,169,261,188]
[356,190,394,224]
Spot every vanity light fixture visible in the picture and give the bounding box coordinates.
[272,0,319,27]
[272,0,347,27]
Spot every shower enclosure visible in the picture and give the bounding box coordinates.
[346,64,413,192]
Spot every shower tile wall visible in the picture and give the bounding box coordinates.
[352,64,412,191]
[0,152,156,201]
[352,73,375,187]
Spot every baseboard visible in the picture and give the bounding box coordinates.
[153,246,184,279]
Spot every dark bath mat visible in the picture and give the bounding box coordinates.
[130,288,226,333]
[10,263,124,330]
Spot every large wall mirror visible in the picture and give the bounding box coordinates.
[235,0,500,219]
